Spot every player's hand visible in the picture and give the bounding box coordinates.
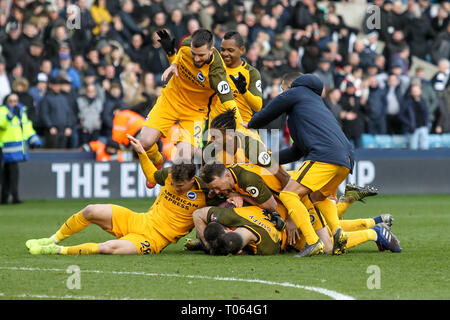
[162,63,178,82]
[285,215,300,246]
[229,72,247,94]
[156,29,176,56]
[127,134,145,154]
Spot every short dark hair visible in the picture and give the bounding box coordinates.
[171,163,196,182]
[211,109,237,131]
[223,31,245,48]
[205,222,243,255]
[191,29,214,48]
[282,72,302,88]
[200,163,227,184]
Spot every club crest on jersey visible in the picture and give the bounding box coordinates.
[197,72,206,82]
[187,191,197,200]
[246,186,260,198]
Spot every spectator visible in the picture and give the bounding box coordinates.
[119,0,144,36]
[431,5,449,34]
[90,0,112,36]
[168,9,188,45]
[0,93,41,204]
[142,30,170,83]
[19,40,44,86]
[101,82,125,139]
[431,59,450,133]
[431,20,450,65]
[120,68,141,107]
[39,77,75,148]
[365,75,388,134]
[28,73,48,130]
[51,53,81,90]
[340,82,365,149]
[313,57,334,91]
[280,49,303,76]
[60,76,79,149]
[1,21,27,73]
[414,67,438,130]
[399,84,429,150]
[0,56,12,104]
[77,83,104,145]
[12,77,34,122]
[403,2,435,61]
[385,73,404,134]
[324,87,344,127]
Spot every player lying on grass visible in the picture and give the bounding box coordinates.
[196,162,401,256]
[191,203,401,256]
[25,135,221,255]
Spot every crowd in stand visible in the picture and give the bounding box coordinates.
[0,0,449,152]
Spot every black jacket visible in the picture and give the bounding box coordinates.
[248,74,354,171]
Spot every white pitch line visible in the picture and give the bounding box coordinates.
[0,292,149,300]
[0,266,355,300]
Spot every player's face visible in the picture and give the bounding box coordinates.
[172,178,196,195]
[220,39,244,68]
[191,44,214,68]
[208,175,233,197]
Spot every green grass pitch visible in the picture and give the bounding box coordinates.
[0,195,449,300]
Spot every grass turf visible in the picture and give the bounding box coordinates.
[0,195,449,300]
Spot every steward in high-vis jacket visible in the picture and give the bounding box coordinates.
[0,93,41,204]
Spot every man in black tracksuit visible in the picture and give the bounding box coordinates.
[247,72,354,257]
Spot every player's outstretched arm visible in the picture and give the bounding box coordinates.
[127,134,158,185]
[247,91,294,129]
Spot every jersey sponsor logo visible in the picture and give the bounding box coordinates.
[255,79,262,92]
[217,80,231,94]
[246,186,260,198]
[197,72,206,82]
[258,152,271,166]
[187,191,197,200]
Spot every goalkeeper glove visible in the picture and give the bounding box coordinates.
[229,72,247,94]
[156,29,176,56]
[263,210,286,231]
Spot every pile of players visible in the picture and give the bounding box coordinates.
[25,29,401,257]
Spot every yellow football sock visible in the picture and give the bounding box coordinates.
[279,191,319,245]
[340,218,375,232]
[54,211,90,242]
[314,197,341,234]
[60,243,100,255]
[337,201,352,219]
[146,144,163,166]
[346,229,377,249]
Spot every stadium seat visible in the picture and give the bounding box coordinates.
[374,135,393,148]
[428,134,442,148]
[361,134,376,148]
[440,133,450,148]
[391,135,408,149]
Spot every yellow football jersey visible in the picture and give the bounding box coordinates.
[146,169,214,243]
[209,61,263,124]
[163,37,237,115]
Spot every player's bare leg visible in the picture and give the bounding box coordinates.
[98,239,138,254]
[316,227,333,254]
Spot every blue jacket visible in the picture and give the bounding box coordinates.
[248,74,354,172]
[399,97,429,133]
